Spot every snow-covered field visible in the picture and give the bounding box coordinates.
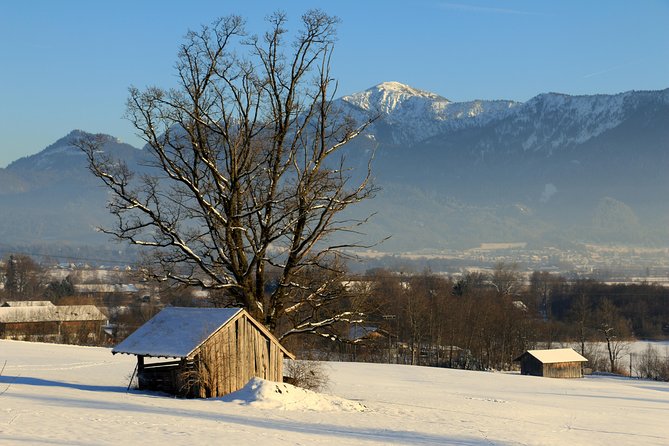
[1,340,668,445]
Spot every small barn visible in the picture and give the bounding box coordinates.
[514,348,588,378]
[112,307,295,398]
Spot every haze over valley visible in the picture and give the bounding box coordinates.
[1,82,668,277]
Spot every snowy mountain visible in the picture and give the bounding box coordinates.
[466,89,669,156]
[337,81,519,145]
[338,83,669,250]
[0,83,667,252]
[339,82,669,154]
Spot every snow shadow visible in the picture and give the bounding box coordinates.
[0,375,126,393]
[8,390,504,445]
[635,385,669,393]
[532,389,669,406]
[0,434,92,446]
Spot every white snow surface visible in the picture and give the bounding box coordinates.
[1,339,669,445]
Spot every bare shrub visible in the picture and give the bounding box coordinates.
[284,360,329,392]
[637,345,669,381]
[583,343,608,372]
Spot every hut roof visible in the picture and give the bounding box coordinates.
[112,307,294,359]
[515,348,588,364]
[1,301,55,307]
[0,305,106,323]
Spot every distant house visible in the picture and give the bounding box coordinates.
[112,307,295,398]
[349,324,385,342]
[0,303,107,343]
[514,348,588,378]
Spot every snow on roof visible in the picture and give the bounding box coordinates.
[0,305,106,323]
[1,301,55,307]
[348,325,380,341]
[112,307,243,358]
[520,348,588,364]
[74,284,139,293]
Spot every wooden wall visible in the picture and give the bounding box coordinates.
[518,354,583,378]
[192,313,285,397]
[542,361,583,379]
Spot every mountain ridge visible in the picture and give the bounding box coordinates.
[1,82,668,252]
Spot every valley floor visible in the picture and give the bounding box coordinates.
[0,340,668,445]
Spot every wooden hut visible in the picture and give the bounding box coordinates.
[514,348,588,378]
[0,303,107,342]
[112,307,295,398]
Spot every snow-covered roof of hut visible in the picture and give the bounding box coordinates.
[1,301,55,307]
[112,307,296,360]
[0,305,106,323]
[113,307,242,358]
[516,348,588,364]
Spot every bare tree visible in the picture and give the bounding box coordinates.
[77,10,374,338]
[3,254,45,300]
[570,292,591,358]
[529,271,565,349]
[489,262,522,297]
[596,298,631,373]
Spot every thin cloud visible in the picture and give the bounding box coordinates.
[583,61,638,78]
[435,2,547,16]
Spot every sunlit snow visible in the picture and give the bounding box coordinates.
[1,340,668,445]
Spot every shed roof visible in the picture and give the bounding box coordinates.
[1,301,55,307]
[515,348,588,364]
[0,305,106,323]
[112,307,294,359]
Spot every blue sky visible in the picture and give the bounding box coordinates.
[1,0,667,167]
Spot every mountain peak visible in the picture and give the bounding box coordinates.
[372,81,445,99]
[7,130,135,173]
[44,130,91,151]
[341,81,448,114]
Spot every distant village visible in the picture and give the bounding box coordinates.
[0,259,211,345]
[355,243,669,286]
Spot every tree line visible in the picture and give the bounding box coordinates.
[295,264,669,376]
[2,254,669,378]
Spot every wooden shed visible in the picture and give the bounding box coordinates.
[112,307,295,398]
[0,303,107,343]
[514,348,588,378]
